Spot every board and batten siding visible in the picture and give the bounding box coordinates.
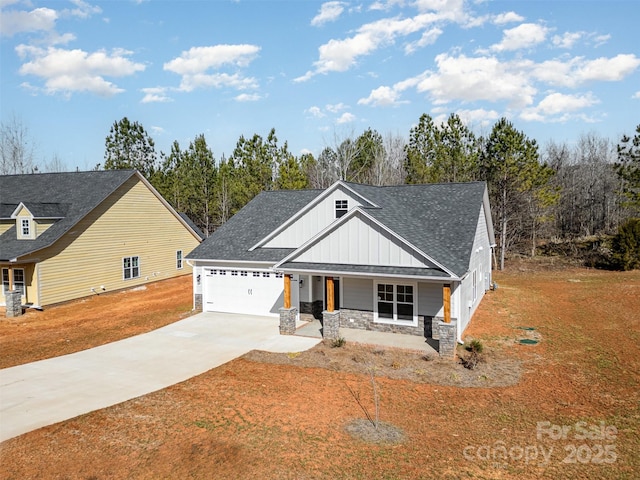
[295,213,433,268]
[417,282,443,317]
[342,277,373,310]
[263,186,366,249]
[19,176,200,306]
[457,204,492,336]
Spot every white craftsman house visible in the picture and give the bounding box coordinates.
[186,181,495,355]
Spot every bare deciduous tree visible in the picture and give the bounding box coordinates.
[0,114,37,175]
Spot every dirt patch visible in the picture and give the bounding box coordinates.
[1,265,639,479]
[243,340,522,388]
[0,275,194,369]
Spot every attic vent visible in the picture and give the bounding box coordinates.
[335,199,348,218]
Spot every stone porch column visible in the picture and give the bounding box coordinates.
[279,307,298,335]
[438,319,457,359]
[5,291,22,318]
[322,310,340,340]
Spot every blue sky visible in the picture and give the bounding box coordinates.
[1,0,639,172]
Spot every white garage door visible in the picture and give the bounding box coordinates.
[203,268,284,317]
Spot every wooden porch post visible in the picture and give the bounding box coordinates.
[443,284,451,323]
[7,266,14,291]
[326,276,334,312]
[283,274,291,309]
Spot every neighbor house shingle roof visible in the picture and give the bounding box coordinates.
[187,181,490,278]
[0,170,137,261]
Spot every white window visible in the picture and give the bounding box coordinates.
[335,199,348,218]
[176,250,183,269]
[123,256,140,280]
[2,268,25,295]
[231,270,238,276]
[275,272,283,278]
[262,272,270,278]
[253,271,260,277]
[241,271,248,277]
[21,219,30,237]
[219,270,226,276]
[375,282,416,324]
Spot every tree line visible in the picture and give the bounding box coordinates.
[2,113,639,269]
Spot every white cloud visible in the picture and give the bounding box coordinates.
[306,106,325,118]
[592,34,610,47]
[311,1,346,27]
[336,112,356,124]
[297,3,467,81]
[326,102,348,113]
[141,87,172,103]
[413,53,537,108]
[164,45,260,74]
[633,91,640,100]
[404,27,442,54]
[0,7,58,36]
[489,23,548,52]
[575,54,640,83]
[235,93,261,102]
[16,45,145,96]
[177,72,258,92]
[493,11,524,25]
[164,44,260,92]
[453,108,500,126]
[552,31,583,49]
[358,85,405,106]
[64,0,102,19]
[532,54,640,87]
[536,92,598,115]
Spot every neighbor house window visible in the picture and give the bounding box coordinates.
[123,256,140,280]
[335,199,348,218]
[375,282,416,324]
[2,268,25,295]
[176,250,183,269]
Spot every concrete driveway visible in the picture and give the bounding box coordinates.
[0,312,320,442]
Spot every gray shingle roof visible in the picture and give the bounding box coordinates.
[0,170,137,261]
[345,182,487,277]
[186,188,323,262]
[187,181,489,278]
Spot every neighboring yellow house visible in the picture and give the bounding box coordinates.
[0,170,203,309]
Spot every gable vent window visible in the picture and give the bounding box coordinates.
[335,200,348,218]
[176,250,183,269]
[21,219,31,237]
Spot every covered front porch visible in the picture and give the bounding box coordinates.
[277,270,460,358]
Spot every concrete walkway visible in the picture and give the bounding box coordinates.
[0,312,320,442]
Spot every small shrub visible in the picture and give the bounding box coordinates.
[466,339,484,354]
[330,336,346,348]
[461,339,484,370]
[611,218,640,271]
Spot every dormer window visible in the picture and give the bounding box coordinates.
[335,200,348,218]
[21,219,31,237]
